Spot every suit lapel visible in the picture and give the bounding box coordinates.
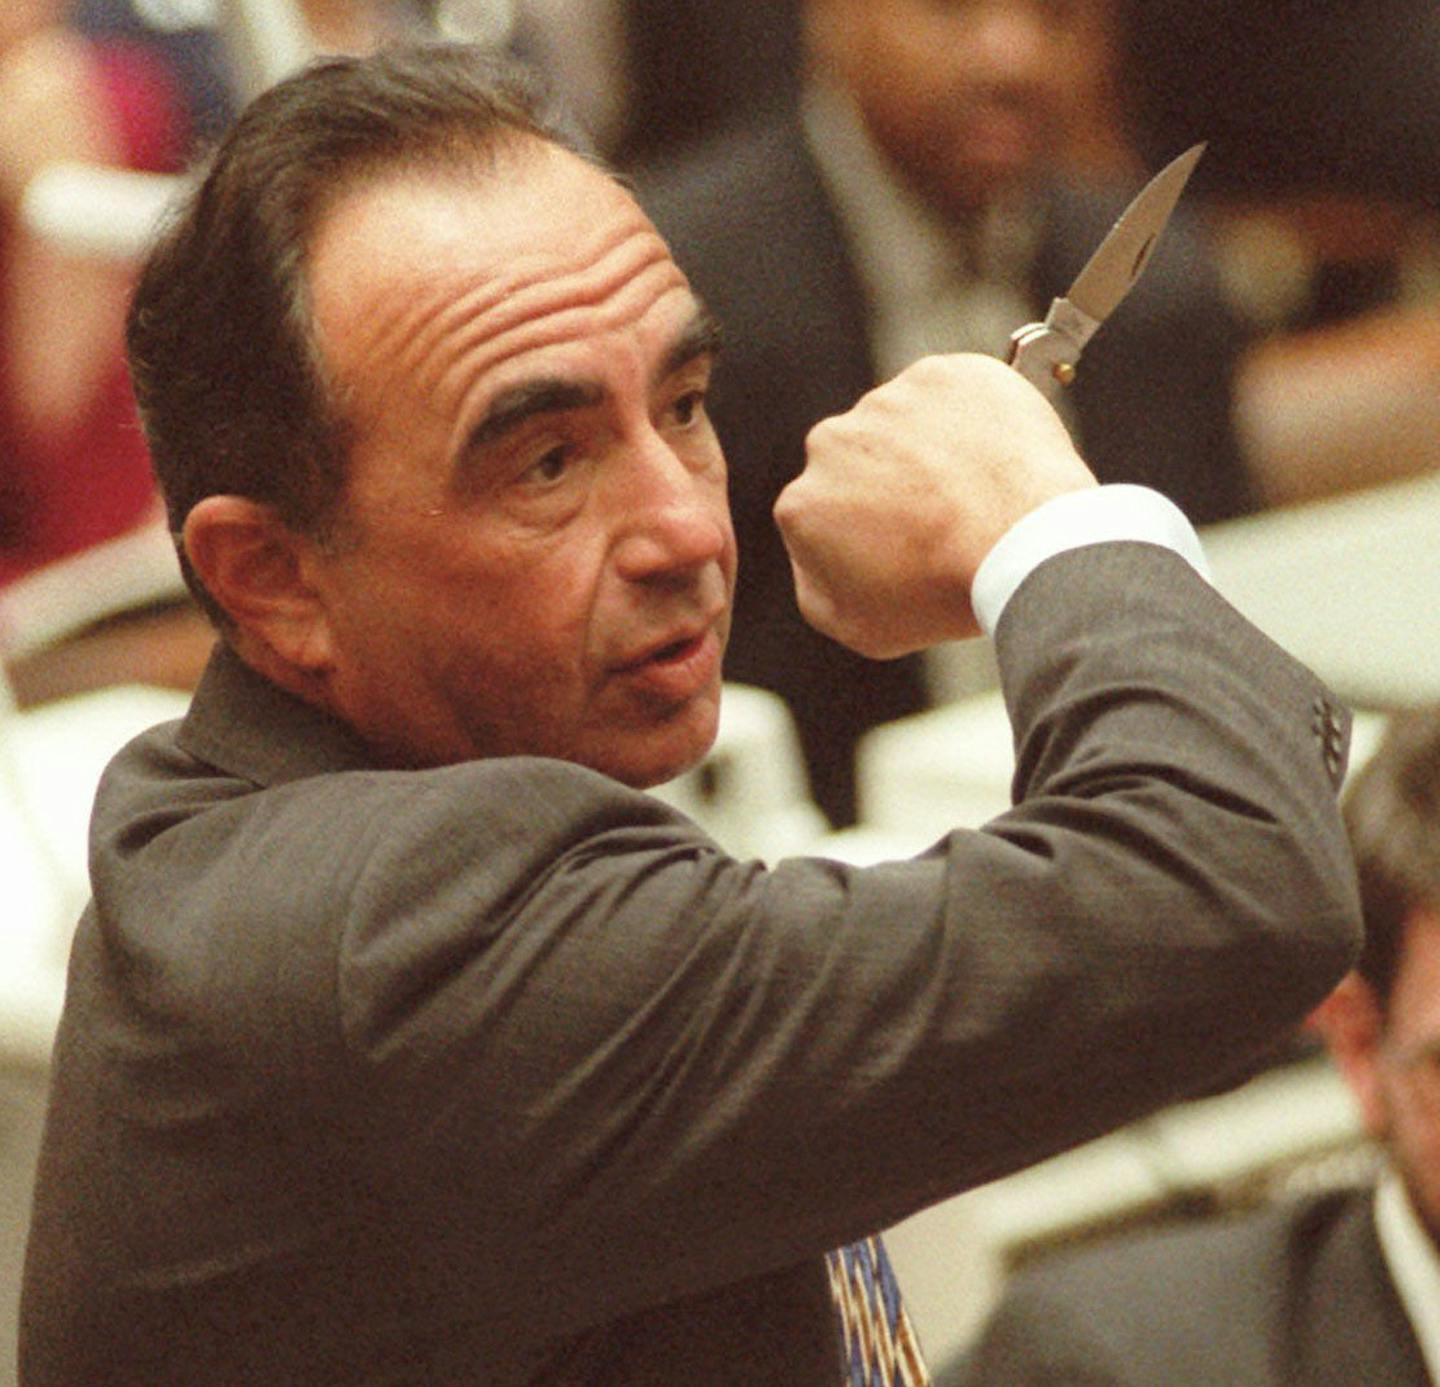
[1292,1189,1430,1387]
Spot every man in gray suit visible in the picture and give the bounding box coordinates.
[947,706,1440,1386]
[20,42,1358,1387]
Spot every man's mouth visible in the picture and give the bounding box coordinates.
[647,634,704,665]
[613,624,722,702]
[617,602,726,670]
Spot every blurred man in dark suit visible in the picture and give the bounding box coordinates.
[640,0,1255,826]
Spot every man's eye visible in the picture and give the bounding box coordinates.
[523,446,572,485]
[670,390,707,428]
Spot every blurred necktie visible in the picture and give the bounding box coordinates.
[826,1236,930,1386]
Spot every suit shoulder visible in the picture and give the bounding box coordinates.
[949,1198,1351,1384]
[634,111,812,227]
[1008,1189,1361,1313]
[633,110,848,300]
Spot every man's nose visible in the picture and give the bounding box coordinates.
[611,432,729,583]
[971,6,1051,84]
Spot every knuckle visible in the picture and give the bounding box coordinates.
[805,415,843,452]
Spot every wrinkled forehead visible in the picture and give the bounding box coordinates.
[303,139,694,432]
[305,136,640,285]
[307,138,673,323]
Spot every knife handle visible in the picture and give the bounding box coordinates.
[1006,323,1079,401]
[1006,296,1099,401]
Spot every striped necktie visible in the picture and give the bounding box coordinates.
[826,1236,930,1386]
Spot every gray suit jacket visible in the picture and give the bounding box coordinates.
[638,112,1255,826]
[20,544,1359,1385]
[945,1185,1430,1386]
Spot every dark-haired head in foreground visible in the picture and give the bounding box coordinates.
[129,43,734,788]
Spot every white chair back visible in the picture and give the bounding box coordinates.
[652,683,830,863]
[0,685,192,1068]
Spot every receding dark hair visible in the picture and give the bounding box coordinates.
[1342,706,1440,1004]
[126,42,588,622]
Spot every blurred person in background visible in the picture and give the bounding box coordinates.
[0,0,186,591]
[1116,0,1440,333]
[72,0,236,151]
[946,704,1440,1386]
[467,0,799,166]
[3,0,440,707]
[638,0,1255,827]
[73,0,439,150]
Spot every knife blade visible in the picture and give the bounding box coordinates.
[1007,143,1206,399]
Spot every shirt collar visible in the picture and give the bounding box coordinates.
[1375,1166,1440,1381]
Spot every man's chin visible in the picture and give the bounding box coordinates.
[901,135,1040,220]
[614,695,724,792]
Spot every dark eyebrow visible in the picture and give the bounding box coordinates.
[466,378,604,452]
[462,301,723,456]
[657,302,724,385]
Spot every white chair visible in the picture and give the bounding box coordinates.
[853,689,1017,853]
[1202,470,1440,709]
[652,683,830,863]
[0,516,187,663]
[0,682,192,1070]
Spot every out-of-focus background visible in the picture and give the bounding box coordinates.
[5,1,1440,1379]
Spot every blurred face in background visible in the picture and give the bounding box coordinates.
[1320,906,1440,1247]
[807,0,1113,219]
[1376,910,1440,1243]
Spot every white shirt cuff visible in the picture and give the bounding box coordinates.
[970,484,1212,636]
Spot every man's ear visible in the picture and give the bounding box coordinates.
[1308,973,1388,1139]
[182,496,335,674]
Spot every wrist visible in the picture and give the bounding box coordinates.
[971,485,1211,635]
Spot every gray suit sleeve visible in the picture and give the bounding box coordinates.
[323,540,1358,1330]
